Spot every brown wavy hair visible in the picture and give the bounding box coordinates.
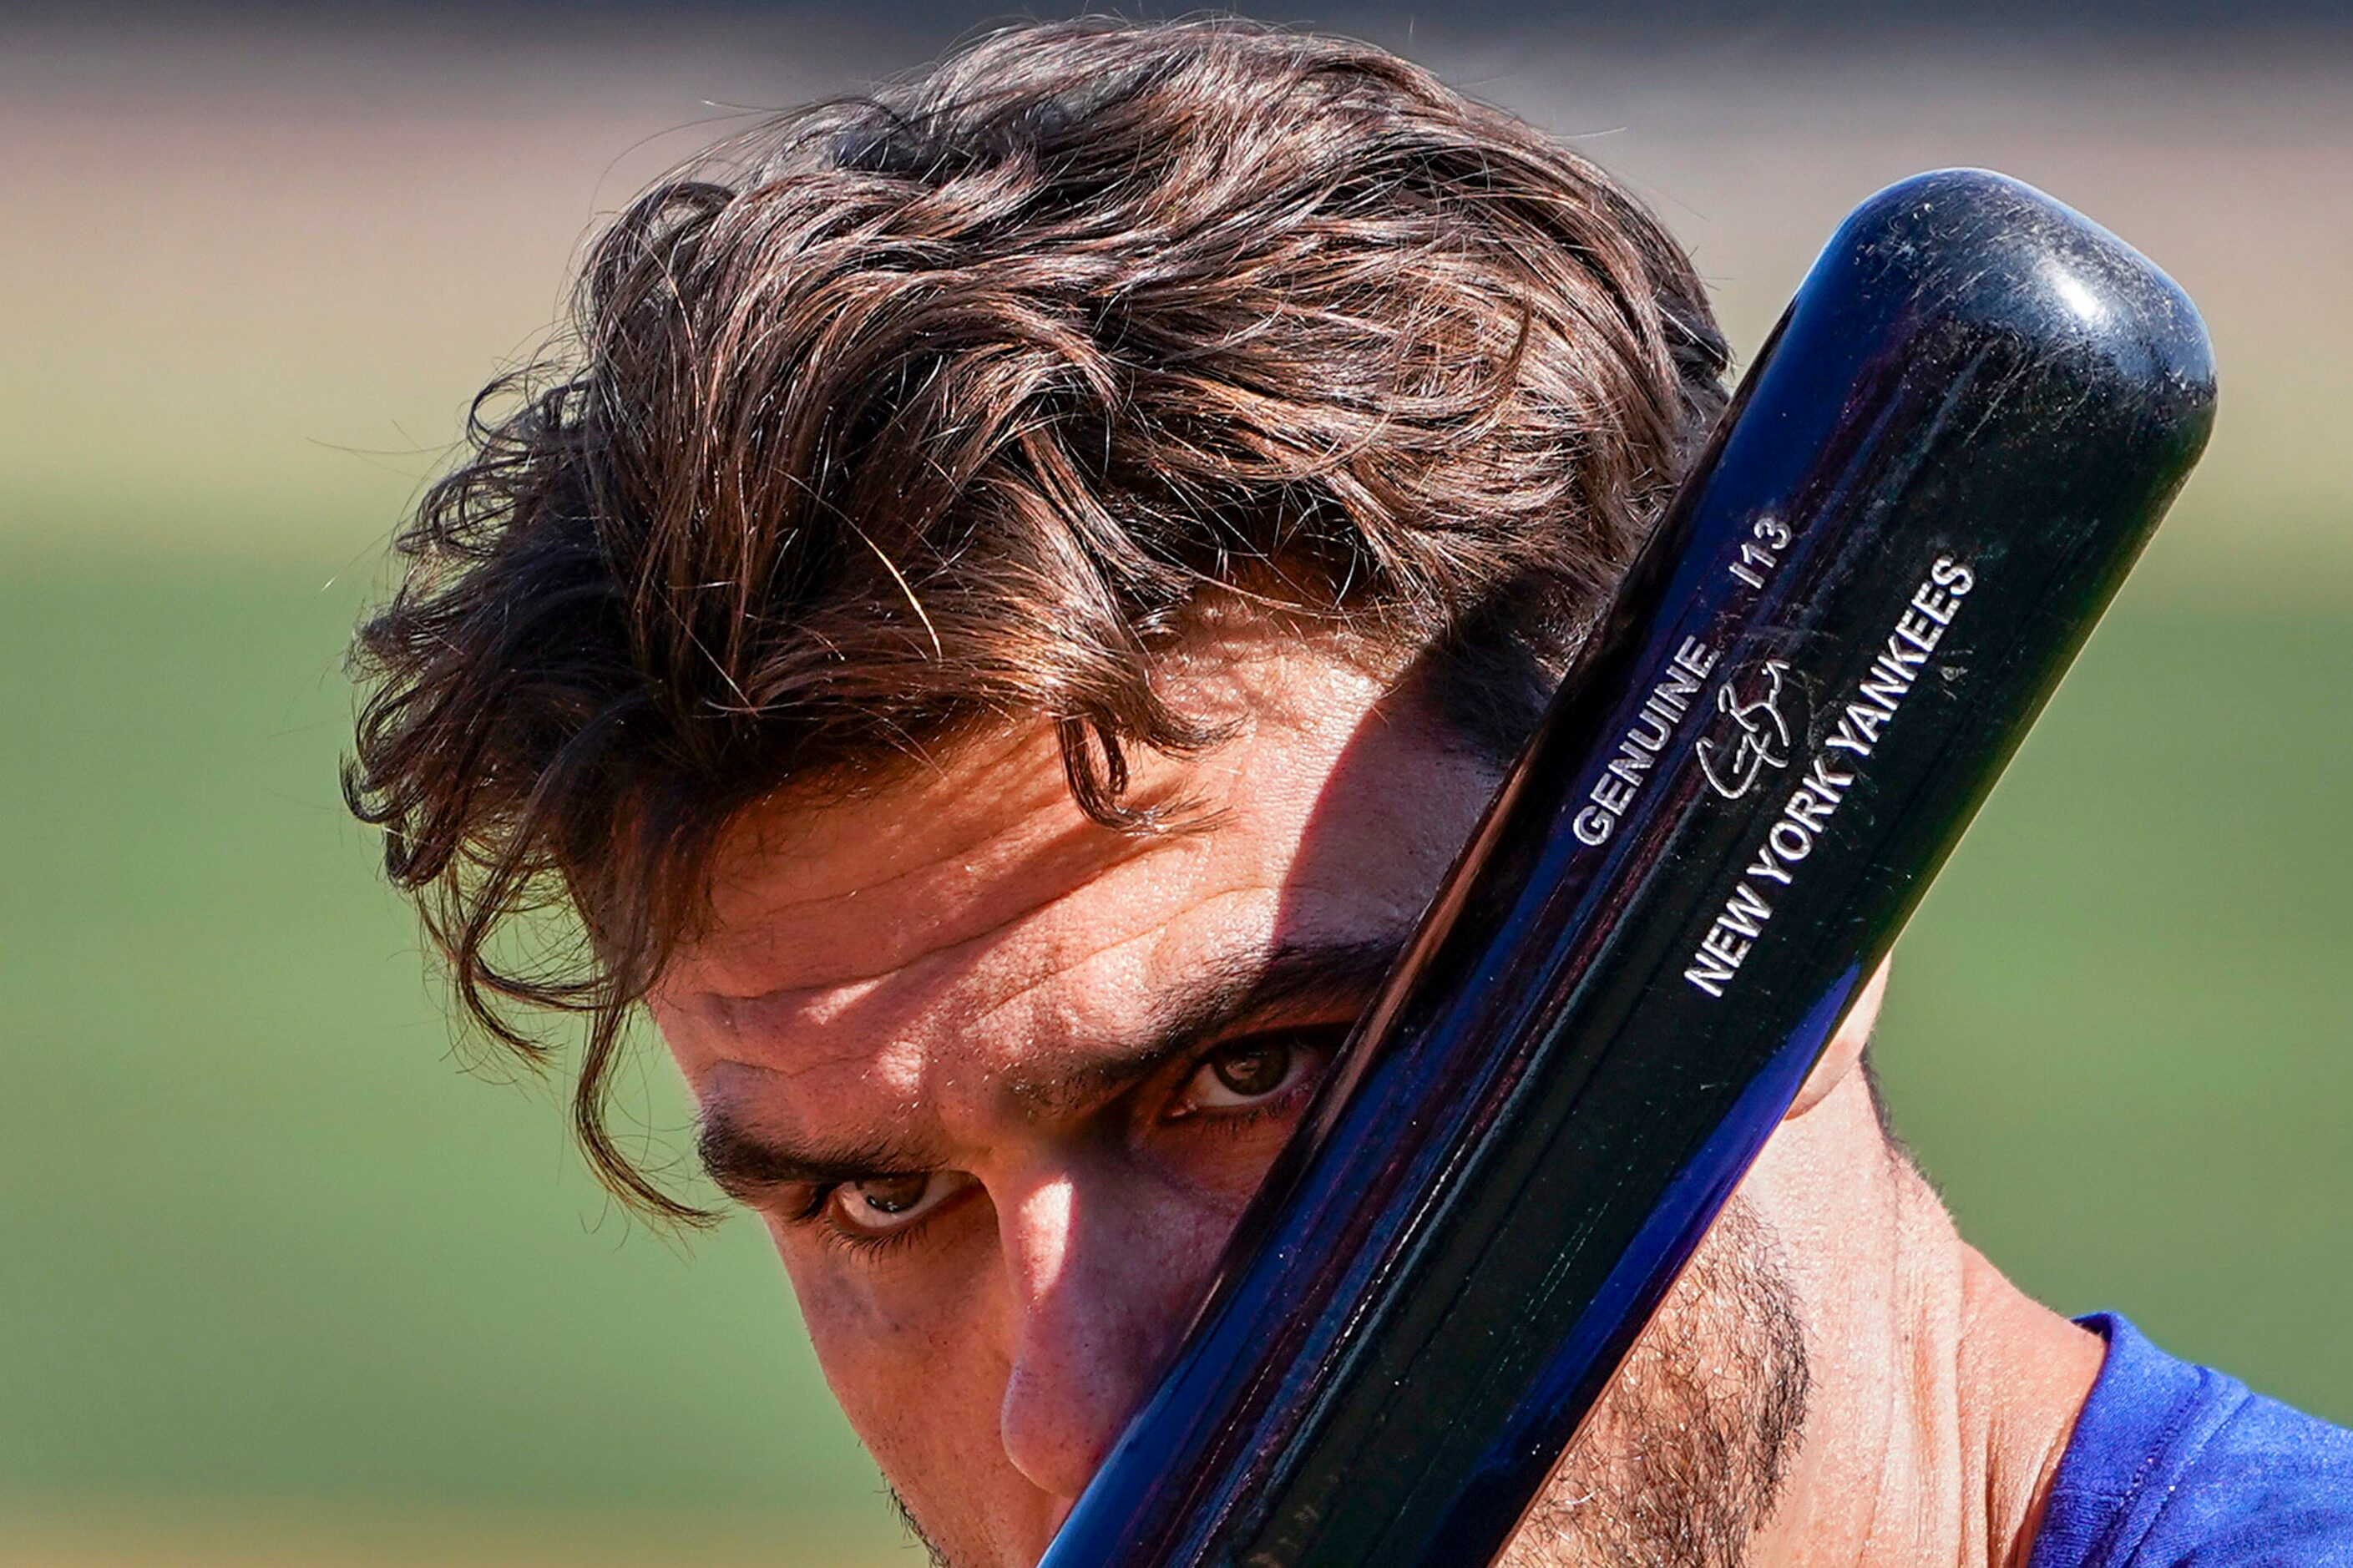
[346,17,1729,1222]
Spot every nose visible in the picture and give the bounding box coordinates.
[991,1160,1212,1503]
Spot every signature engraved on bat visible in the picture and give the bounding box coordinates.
[1685,556,1977,999]
[1697,660,1794,801]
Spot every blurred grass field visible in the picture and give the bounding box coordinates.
[0,563,923,1562]
[1,9,2347,1565]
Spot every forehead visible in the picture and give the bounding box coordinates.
[651,646,1495,1100]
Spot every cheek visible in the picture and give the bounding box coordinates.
[1138,1109,1318,1216]
[767,1211,999,1368]
[767,1216,1018,1469]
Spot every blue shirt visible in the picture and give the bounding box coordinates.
[2029,1313,2353,1566]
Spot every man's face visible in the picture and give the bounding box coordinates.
[651,637,1807,1567]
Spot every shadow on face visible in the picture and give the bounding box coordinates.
[650,635,1507,1567]
[655,625,1822,1568]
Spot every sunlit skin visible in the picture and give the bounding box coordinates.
[650,629,2105,1568]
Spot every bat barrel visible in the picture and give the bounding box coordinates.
[1039,169,2215,1568]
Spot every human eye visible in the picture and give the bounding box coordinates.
[817,1170,977,1249]
[1165,1027,1344,1122]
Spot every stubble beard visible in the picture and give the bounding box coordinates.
[1500,1193,1813,1568]
[892,1193,1809,1568]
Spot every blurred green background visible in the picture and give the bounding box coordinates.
[3,5,2346,1564]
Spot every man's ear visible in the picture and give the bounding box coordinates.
[1785,957,1891,1120]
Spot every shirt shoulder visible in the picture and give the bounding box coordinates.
[2029,1313,2353,1568]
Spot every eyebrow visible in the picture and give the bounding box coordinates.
[694,930,1409,1201]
